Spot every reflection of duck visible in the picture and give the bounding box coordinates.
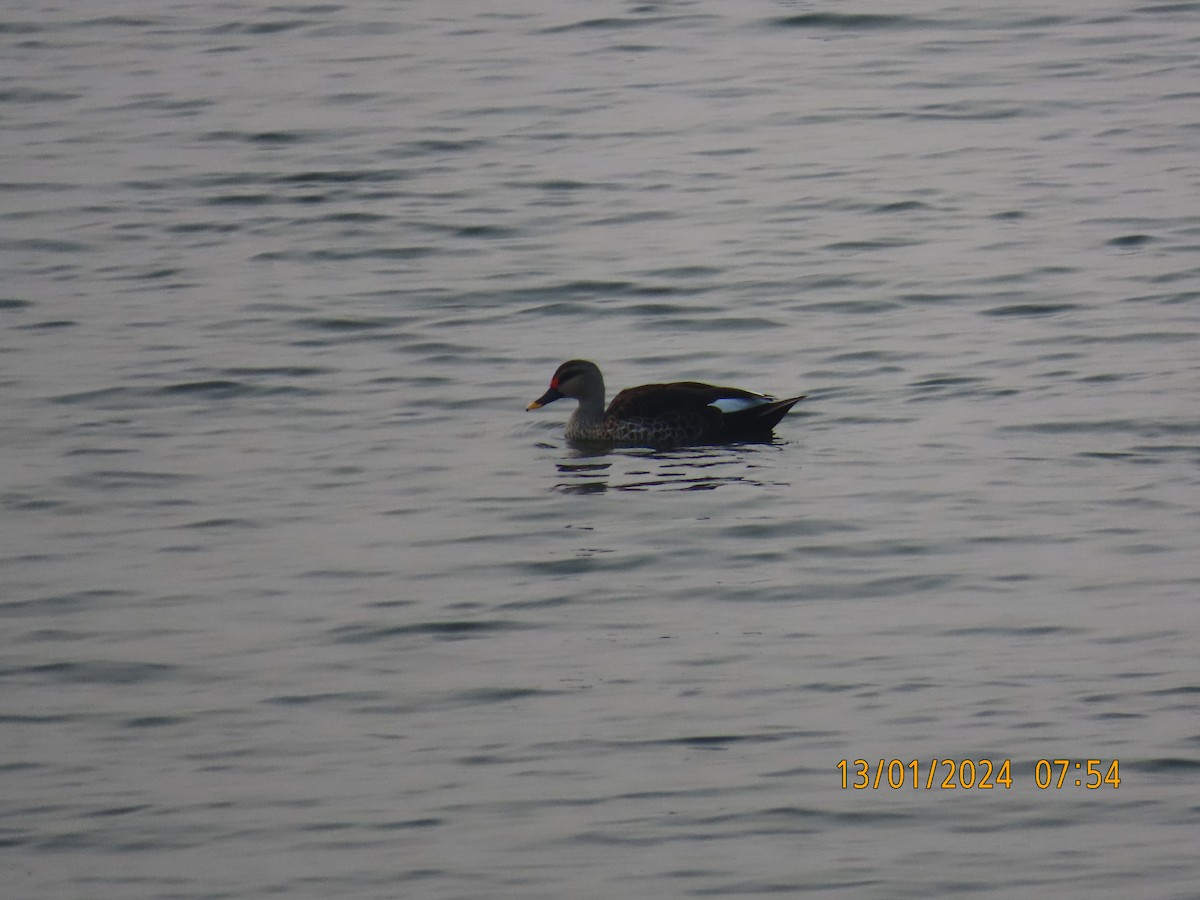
[527,359,805,445]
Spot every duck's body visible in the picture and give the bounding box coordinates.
[527,360,804,446]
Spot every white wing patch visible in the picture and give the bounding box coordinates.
[709,395,772,413]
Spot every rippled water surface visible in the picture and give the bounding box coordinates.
[4,2,1200,898]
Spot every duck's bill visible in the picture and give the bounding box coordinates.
[526,387,563,410]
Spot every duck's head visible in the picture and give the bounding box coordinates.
[527,359,603,409]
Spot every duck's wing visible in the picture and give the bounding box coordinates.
[605,381,764,420]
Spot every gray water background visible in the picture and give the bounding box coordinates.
[3,2,1200,897]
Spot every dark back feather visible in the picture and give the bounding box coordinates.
[607,382,767,419]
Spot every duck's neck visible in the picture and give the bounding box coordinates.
[566,382,606,439]
[568,393,606,428]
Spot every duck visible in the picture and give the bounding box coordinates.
[527,359,804,445]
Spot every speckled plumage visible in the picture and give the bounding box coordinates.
[527,360,804,446]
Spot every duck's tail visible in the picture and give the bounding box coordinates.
[722,395,805,435]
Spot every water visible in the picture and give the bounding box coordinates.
[3,2,1199,897]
